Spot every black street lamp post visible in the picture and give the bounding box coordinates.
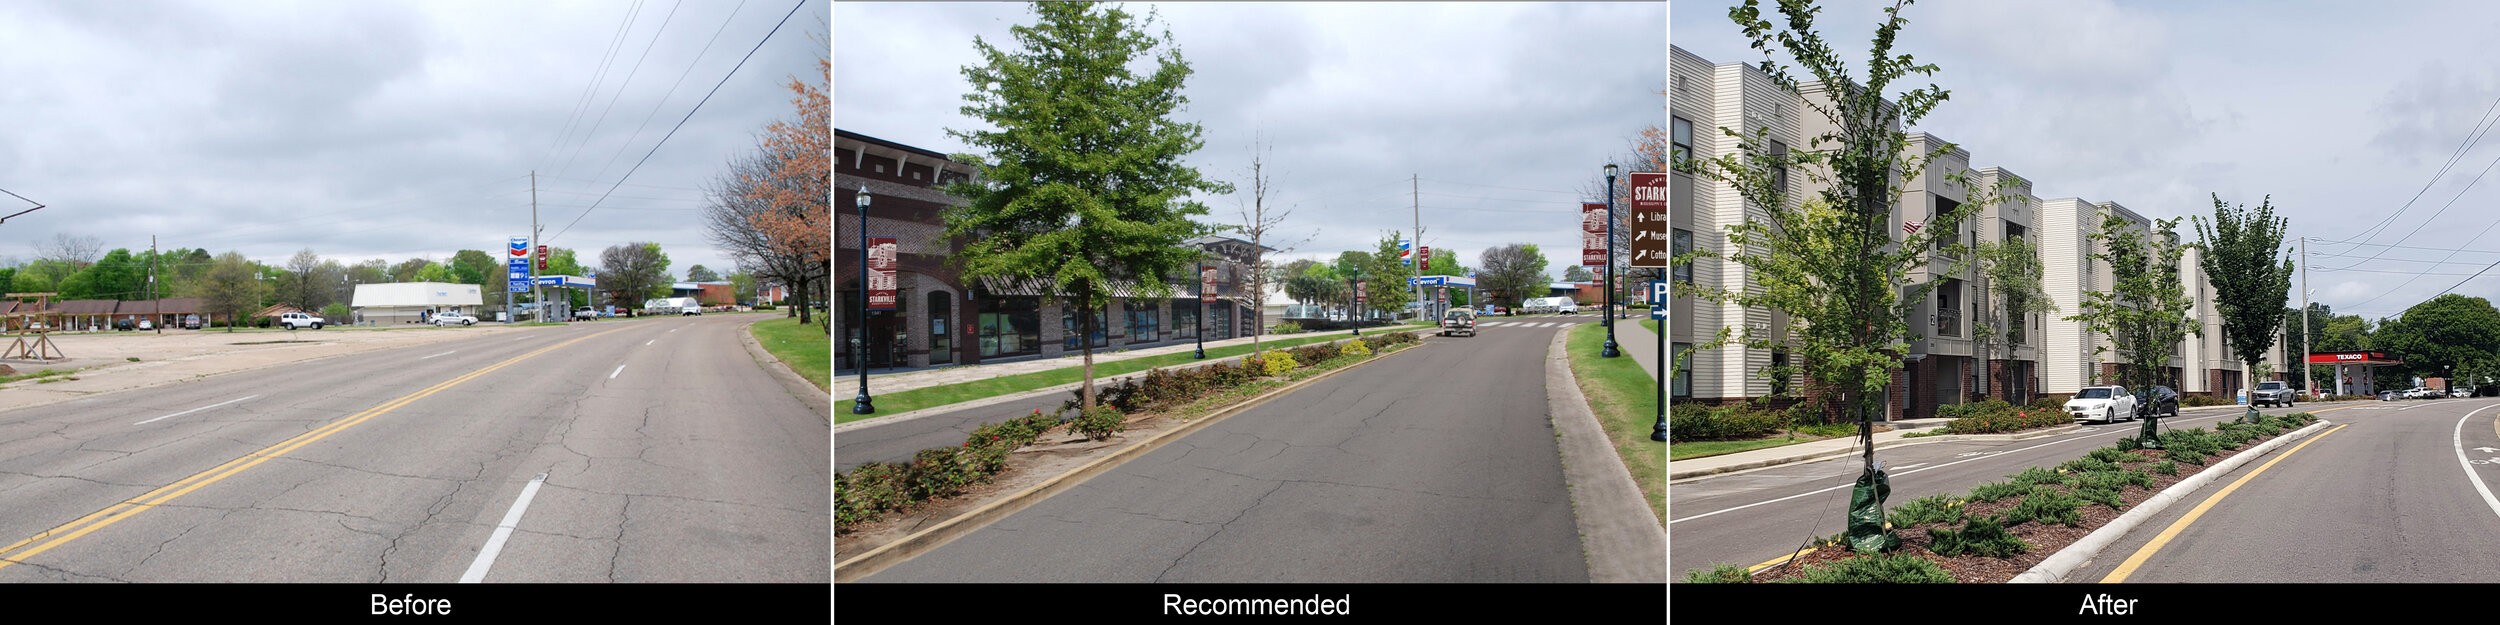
[1602,163,1621,358]
[851,186,875,415]
[1195,262,1207,360]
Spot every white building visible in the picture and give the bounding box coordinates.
[352,282,485,325]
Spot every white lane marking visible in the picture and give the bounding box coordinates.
[135,395,260,426]
[1891,463,1928,470]
[645,340,654,346]
[459,473,547,583]
[610,365,626,379]
[669,328,678,333]
[1670,412,2250,525]
[2453,404,2500,523]
[420,350,456,360]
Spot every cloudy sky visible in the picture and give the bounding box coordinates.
[836,1,1668,290]
[0,0,828,281]
[1674,0,2500,321]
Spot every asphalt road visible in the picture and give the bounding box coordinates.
[2070,397,2500,582]
[858,315,1604,582]
[0,314,828,582]
[1668,401,2331,577]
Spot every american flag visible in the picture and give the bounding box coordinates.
[1903,220,1924,234]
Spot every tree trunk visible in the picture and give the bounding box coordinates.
[1080,297,1097,412]
[794,276,813,326]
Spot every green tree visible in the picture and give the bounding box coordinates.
[685,264,721,283]
[1680,0,2001,553]
[2283,302,2333,390]
[1364,233,1415,317]
[2372,294,2500,385]
[2065,214,2198,392]
[199,252,265,332]
[449,249,496,287]
[414,262,454,284]
[598,242,673,306]
[2192,194,2295,404]
[1560,265,1595,282]
[60,249,145,300]
[727,270,757,304]
[941,1,1228,411]
[1478,243,1548,310]
[1972,228,2055,397]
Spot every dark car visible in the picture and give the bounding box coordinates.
[2136,385,2180,419]
[113,317,135,331]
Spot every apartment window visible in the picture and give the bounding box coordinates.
[1933,197,1961,251]
[2005,222,2027,242]
[1672,228,1694,284]
[1936,279,1963,337]
[1768,139,1789,192]
[1672,117,1694,172]
[1769,349,1790,396]
[1673,342,1693,398]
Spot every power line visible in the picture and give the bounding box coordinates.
[536,0,648,175]
[590,0,749,183]
[2313,146,2500,272]
[546,0,807,245]
[556,0,689,181]
[2321,94,2500,246]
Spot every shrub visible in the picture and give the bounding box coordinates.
[1928,516,2030,558]
[1273,322,1304,334]
[755,303,777,310]
[2009,466,2069,489]
[1967,480,2028,503]
[2072,484,2124,510]
[2114,436,2140,451]
[836,461,913,529]
[1940,407,2071,435]
[2002,488,2086,527]
[1793,421,1858,438]
[1669,403,1790,442]
[2057,457,2118,475]
[910,447,979,501]
[1070,404,1126,441]
[1888,494,1967,528]
[2073,468,2153,492]
[1343,339,1372,357]
[2029,396,2068,413]
[1683,563,1753,584]
[2086,447,2147,464]
[2182,394,2233,407]
[1783,553,1954,584]
[2151,460,2178,476]
[1257,350,1296,377]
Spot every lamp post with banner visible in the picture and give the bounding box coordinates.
[852,186,875,415]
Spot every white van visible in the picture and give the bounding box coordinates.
[643,298,677,316]
[666,297,704,315]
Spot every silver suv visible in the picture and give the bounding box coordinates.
[2251,381,2295,407]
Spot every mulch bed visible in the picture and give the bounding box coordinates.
[1746,425,2300,583]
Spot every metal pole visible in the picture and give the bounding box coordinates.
[1602,170,1621,358]
[1194,260,1206,359]
[853,187,875,414]
[531,171,542,325]
[2301,236,2313,399]
[1653,285,1669,442]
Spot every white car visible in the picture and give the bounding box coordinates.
[430,313,477,326]
[2454,388,2475,398]
[2065,386,2139,423]
[1556,301,1579,314]
[278,312,324,330]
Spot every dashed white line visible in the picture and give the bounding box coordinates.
[610,365,626,379]
[645,340,654,346]
[136,395,259,426]
[459,473,547,583]
[420,350,456,360]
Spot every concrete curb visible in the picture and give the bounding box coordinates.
[738,317,833,424]
[833,336,1432,582]
[1667,424,2085,482]
[2009,419,2333,583]
[831,330,1427,435]
[1546,325,1668,583]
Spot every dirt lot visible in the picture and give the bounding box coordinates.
[0,324,548,413]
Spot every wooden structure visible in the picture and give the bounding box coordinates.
[2,292,62,361]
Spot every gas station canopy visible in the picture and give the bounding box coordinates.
[2305,351,2402,367]
[2306,350,2402,397]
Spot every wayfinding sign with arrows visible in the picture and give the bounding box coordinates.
[1628,172,1668,268]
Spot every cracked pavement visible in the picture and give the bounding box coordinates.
[0,314,827,582]
[857,319,1599,583]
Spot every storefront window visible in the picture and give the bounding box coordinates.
[1173,300,1199,339]
[1126,301,1159,343]
[1063,306,1108,350]
[979,296,1039,357]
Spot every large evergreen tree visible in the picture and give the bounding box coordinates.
[942,1,1229,411]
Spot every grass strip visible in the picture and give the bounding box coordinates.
[751,317,832,391]
[1564,322,1668,526]
[837,325,1425,424]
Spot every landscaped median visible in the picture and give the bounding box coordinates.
[1682,411,2326,583]
[837,324,1427,423]
[833,331,1425,580]
[1563,323,1671,526]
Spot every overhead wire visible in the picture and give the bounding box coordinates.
[555,0,689,182]
[536,0,648,175]
[545,0,807,245]
[589,0,749,183]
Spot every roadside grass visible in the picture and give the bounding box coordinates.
[0,367,77,385]
[751,317,831,391]
[1672,437,1820,460]
[1565,322,1668,527]
[837,325,1426,424]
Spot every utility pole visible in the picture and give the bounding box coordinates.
[531,171,542,324]
[1412,174,1421,323]
[151,235,161,334]
[2301,236,2313,397]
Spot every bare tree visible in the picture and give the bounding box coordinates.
[1233,136,1314,354]
[704,142,824,326]
[597,242,673,308]
[38,233,102,269]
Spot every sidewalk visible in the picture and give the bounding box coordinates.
[834,324,1425,395]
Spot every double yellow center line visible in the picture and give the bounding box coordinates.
[0,327,627,572]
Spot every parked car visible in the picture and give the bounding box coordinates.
[2454,388,2475,398]
[2406,387,2437,399]
[2137,385,2180,419]
[182,315,202,330]
[137,319,152,331]
[2065,386,2139,423]
[278,312,324,330]
[1439,310,1476,337]
[1484,305,1506,316]
[1556,301,1579,314]
[574,306,600,321]
[113,317,135,331]
[431,313,477,326]
[2251,380,2296,408]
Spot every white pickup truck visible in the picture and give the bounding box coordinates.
[277,312,324,330]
